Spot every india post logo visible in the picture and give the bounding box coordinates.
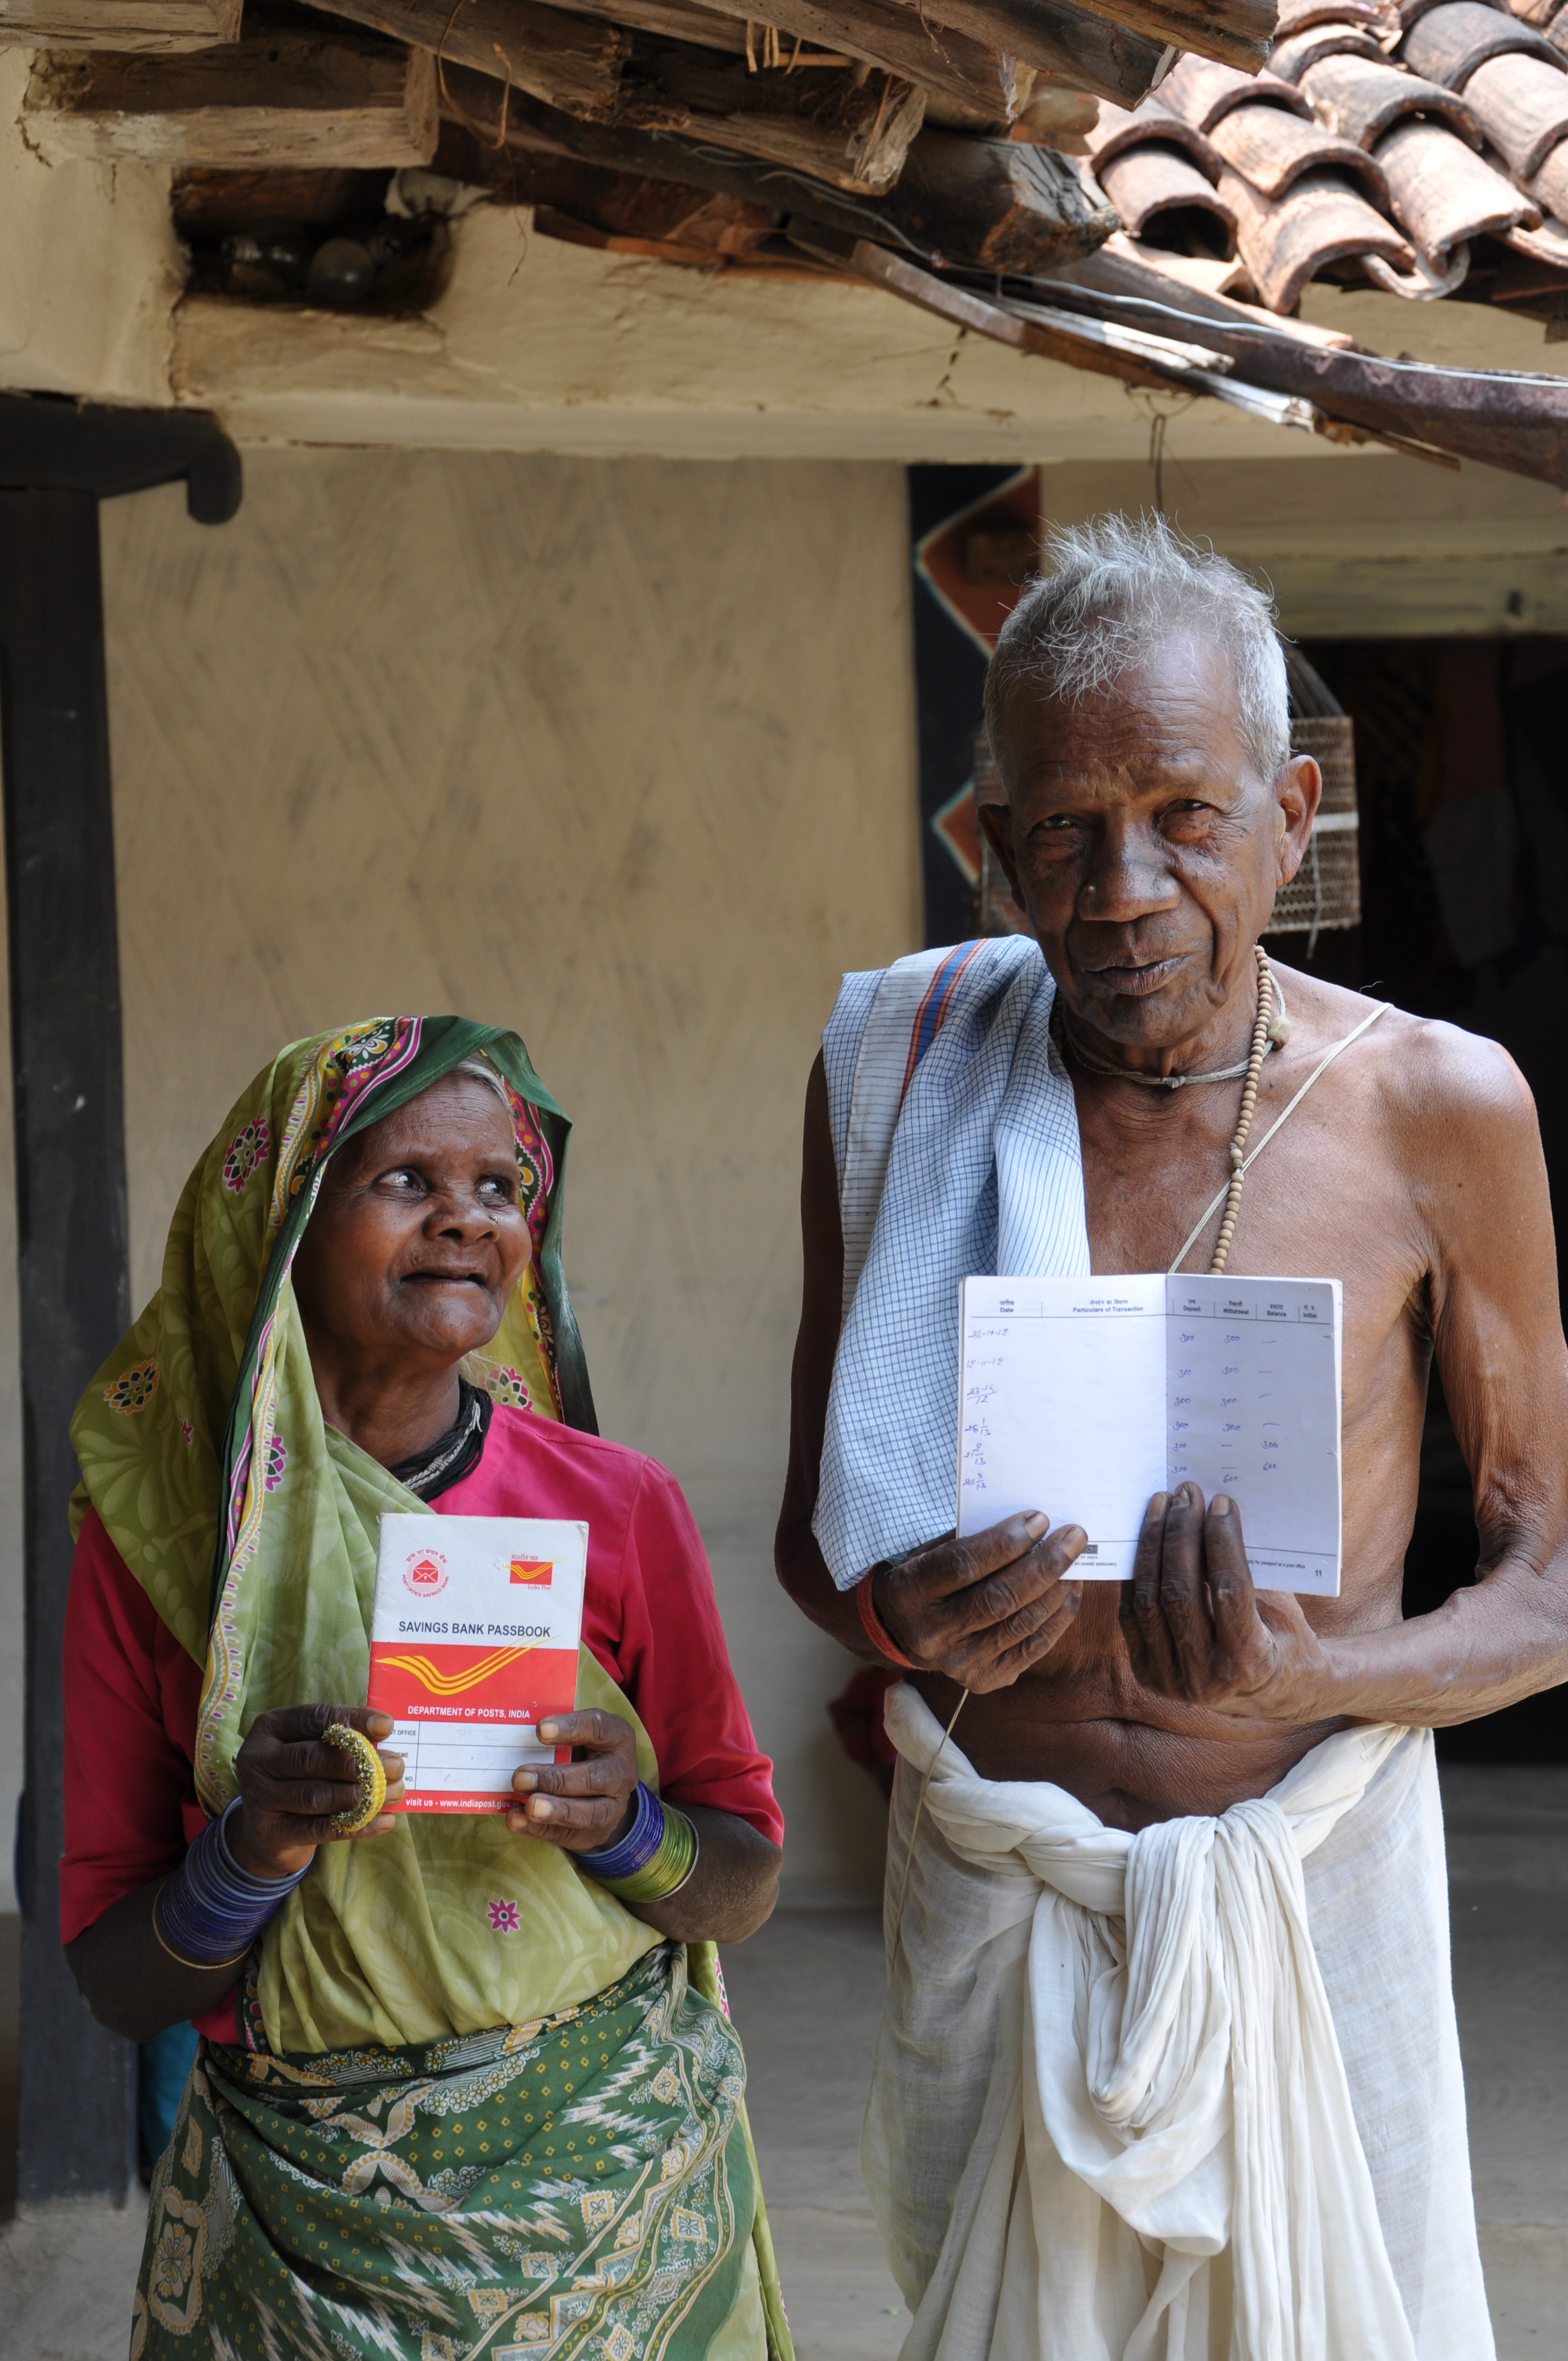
[509,1557,553,1586]
[404,1548,448,1597]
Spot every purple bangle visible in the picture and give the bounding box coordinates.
[153,1798,309,1970]
[577,1781,663,1881]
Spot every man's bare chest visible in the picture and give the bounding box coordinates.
[1076,1082,1428,1395]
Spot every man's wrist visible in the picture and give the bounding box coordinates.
[1306,1634,1356,1722]
[858,1568,921,1669]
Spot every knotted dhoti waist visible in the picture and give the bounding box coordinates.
[864,1687,1493,2361]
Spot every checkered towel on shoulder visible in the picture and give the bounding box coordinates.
[813,936,1089,1589]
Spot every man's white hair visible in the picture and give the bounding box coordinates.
[983,511,1291,782]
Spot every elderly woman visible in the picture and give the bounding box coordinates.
[59,1016,788,2361]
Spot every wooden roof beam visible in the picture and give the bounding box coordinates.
[313,0,1029,142]
[304,1,629,119]
[850,0,1171,100]
[0,1,239,50]
[331,4,925,193]
[21,24,440,166]
[894,0,1271,84]
[441,74,1114,265]
[608,41,926,193]
[315,0,1172,117]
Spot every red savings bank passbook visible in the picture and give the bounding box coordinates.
[367,1514,588,1811]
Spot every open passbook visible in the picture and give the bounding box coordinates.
[957,1274,1343,1596]
[368,1514,587,1811]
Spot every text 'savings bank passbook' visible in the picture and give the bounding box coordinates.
[367,1514,587,1811]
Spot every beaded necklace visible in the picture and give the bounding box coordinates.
[1056,946,1285,1277]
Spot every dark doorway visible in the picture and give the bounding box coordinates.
[1277,637,1568,1765]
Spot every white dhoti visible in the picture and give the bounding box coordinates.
[864,1685,1494,2361]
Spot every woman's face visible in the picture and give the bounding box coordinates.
[291,1074,530,1373]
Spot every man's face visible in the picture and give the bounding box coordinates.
[982,628,1319,1050]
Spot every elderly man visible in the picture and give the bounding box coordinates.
[775,513,1568,2361]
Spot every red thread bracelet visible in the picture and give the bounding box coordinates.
[858,1573,919,1669]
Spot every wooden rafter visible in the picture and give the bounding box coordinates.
[438,75,1113,268]
[313,0,1031,124]
[636,0,1031,115]
[787,217,1178,381]
[686,0,1162,106]
[22,26,440,167]
[870,125,1117,268]
[304,0,630,119]
[0,0,240,49]
[892,0,1272,83]
[316,0,1170,113]
[342,3,927,194]
[610,38,926,193]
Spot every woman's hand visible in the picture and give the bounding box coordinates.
[230,1702,405,1878]
[509,1709,639,1850]
[68,1703,404,2042]
[511,1712,782,1943]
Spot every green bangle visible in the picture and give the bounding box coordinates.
[587,1803,699,1905]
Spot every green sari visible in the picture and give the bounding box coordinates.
[72,1017,791,2361]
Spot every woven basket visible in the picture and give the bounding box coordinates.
[1267,714,1360,939]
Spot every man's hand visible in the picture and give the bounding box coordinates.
[1120,1484,1335,1720]
[509,1709,640,1851]
[231,1703,404,1878]
[873,1512,1087,1693]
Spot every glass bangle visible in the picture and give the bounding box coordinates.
[576,1780,665,1881]
[153,1796,309,1970]
[578,1788,699,1905]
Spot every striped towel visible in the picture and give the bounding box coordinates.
[814,936,1090,1589]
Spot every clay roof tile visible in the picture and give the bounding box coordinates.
[1374,112,1540,249]
[1399,0,1559,85]
[1462,48,1568,171]
[1523,129,1568,212]
[1159,53,1315,131]
[1398,0,1500,29]
[1272,20,1390,80]
[1093,146,1240,249]
[1221,161,1415,303]
[1275,0,1398,30]
[1084,99,1226,177]
[1208,96,1393,195]
[1505,210,1568,254]
[1300,48,1484,140]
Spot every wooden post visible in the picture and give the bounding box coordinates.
[0,396,239,2208]
[0,487,133,2206]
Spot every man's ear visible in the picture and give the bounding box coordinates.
[1273,753,1321,889]
[977,802,1027,916]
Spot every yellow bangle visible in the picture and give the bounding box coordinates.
[323,1722,389,1834]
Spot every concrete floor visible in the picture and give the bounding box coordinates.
[3,1765,1565,2358]
[1443,1765,1568,2352]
